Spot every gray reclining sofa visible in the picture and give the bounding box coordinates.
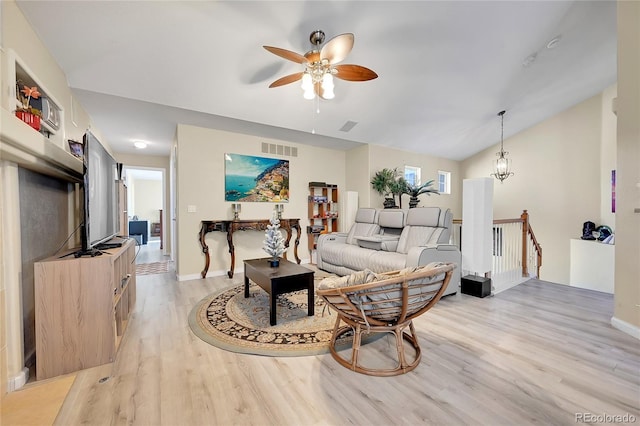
[316,207,461,296]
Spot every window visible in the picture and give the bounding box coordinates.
[438,170,451,194]
[404,166,421,186]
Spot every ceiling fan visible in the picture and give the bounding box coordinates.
[263,30,378,100]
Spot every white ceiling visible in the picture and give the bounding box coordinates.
[17,1,617,160]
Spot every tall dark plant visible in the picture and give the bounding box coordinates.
[371,168,399,208]
[389,176,409,209]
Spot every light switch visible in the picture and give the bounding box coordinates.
[187,205,197,213]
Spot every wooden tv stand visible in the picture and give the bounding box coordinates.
[34,239,137,380]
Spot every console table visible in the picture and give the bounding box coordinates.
[199,218,301,278]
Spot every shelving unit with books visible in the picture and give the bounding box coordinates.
[307,182,338,260]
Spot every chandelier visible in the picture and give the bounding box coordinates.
[491,110,514,183]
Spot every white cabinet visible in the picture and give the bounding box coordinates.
[7,49,64,139]
[569,239,614,293]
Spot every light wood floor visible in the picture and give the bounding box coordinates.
[134,240,169,264]
[45,271,640,425]
[1,373,75,426]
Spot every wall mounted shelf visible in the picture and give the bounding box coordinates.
[0,108,82,183]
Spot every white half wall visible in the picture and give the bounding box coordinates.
[461,177,494,275]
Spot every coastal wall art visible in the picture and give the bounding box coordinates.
[224,153,289,202]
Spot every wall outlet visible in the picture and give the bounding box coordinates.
[187,205,196,213]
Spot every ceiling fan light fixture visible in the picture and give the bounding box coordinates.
[303,88,316,100]
[301,73,313,90]
[301,73,315,99]
[321,73,335,99]
[265,30,377,101]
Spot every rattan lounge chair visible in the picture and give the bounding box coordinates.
[317,262,455,376]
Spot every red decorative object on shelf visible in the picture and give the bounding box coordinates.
[15,110,41,131]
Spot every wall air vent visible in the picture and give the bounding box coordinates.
[261,142,298,157]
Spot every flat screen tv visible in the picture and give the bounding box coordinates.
[81,131,119,252]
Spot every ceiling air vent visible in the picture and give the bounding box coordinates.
[339,121,358,132]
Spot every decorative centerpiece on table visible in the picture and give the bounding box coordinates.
[263,213,285,267]
[15,85,42,131]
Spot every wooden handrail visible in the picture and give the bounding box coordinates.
[453,209,542,278]
[453,218,522,225]
[521,210,529,276]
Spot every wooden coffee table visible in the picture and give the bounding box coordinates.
[243,258,315,326]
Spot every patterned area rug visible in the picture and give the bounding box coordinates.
[188,268,371,357]
[136,261,169,275]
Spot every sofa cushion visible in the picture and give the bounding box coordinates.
[396,226,444,254]
[356,235,400,252]
[341,245,377,272]
[406,207,441,226]
[318,268,380,289]
[318,239,349,266]
[355,208,377,223]
[367,251,408,273]
[362,263,448,311]
[378,210,405,228]
[345,208,380,245]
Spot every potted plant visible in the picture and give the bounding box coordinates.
[15,84,42,131]
[389,176,409,209]
[403,180,439,208]
[370,168,399,208]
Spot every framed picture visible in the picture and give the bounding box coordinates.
[68,140,84,158]
[611,170,616,213]
[224,153,289,202]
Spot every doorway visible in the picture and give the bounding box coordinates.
[123,167,167,264]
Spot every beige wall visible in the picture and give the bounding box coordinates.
[462,92,609,285]
[345,144,371,208]
[600,84,618,228]
[368,145,463,216]
[0,170,6,400]
[0,0,4,401]
[131,179,162,223]
[176,124,346,279]
[614,1,640,331]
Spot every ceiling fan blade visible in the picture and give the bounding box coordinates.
[333,64,378,81]
[263,46,308,64]
[320,33,354,64]
[269,72,304,88]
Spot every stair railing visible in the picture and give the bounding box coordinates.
[452,209,542,280]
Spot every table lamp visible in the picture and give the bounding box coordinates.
[274,204,284,219]
[232,203,241,220]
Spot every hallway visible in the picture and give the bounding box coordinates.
[134,240,169,264]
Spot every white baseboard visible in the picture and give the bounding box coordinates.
[7,367,29,392]
[611,316,640,340]
[177,268,228,282]
[491,276,529,295]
